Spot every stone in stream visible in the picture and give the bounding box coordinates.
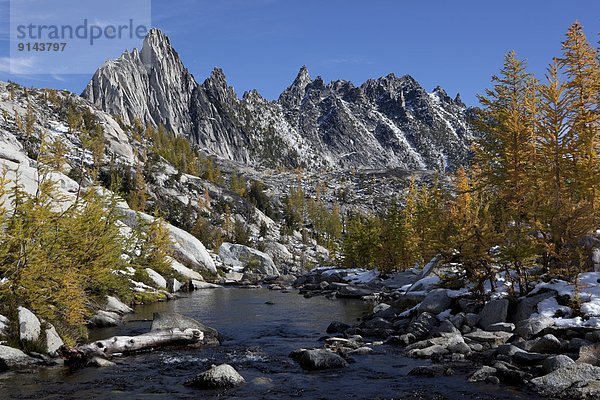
[151,312,222,345]
[478,299,508,330]
[530,363,600,399]
[0,345,39,372]
[408,365,454,377]
[337,285,374,298]
[468,366,497,382]
[492,360,532,385]
[289,348,348,370]
[185,364,245,389]
[105,295,134,315]
[326,321,351,334]
[88,310,121,328]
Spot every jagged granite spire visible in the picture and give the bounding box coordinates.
[278,65,312,110]
[82,28,196,135]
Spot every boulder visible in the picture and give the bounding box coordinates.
[224,272,244,283]
[290,348,348,370]
[514,291,557,322]
[530,363,600,399]
[525,334,562,354]
[166,223,217,274]
[45,324,64,355]
[151,312,221,345]
[464,313,480,327]
[337,285,374,298]
[468,366,497,382]
[578,342,600,366]
[493,360,532,384]
[478,299,508,330]
[105,295,133,315]
[169,257,204,281]
[18,307,41,343]
[185,364,245,389]
[543,355,575,373]
[89,310,121,327]
[407,312,438,340]
[0,345,38,372]
[514,315,554,339]
[408,344,449,358]
[145,268,167,289]
[465,329,513,347]
[263,242,293,264]
[168,278,183,293]
[512,350,547,365]
[362,317,392,330]
[408,365,454,377]
[219,243,279,276]
[119,210,217,274]
[191,280,221,290]
[418,289,452,315]
[0,314,8,336]
[487,322,515,333]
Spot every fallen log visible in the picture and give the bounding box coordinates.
[59,328,203,366]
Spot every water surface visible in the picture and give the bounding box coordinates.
[0,288,539,399]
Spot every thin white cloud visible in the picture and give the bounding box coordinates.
[321,57,371,66]
[0,56,36,74]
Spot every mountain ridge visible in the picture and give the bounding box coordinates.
[83,28,472,171]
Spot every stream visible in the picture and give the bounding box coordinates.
[0,288,540,399]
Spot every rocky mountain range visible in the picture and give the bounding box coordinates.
[83,29,472,171]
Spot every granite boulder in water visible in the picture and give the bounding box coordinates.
[185,364,245,389]
[289,348,348,370]
[151,312,222,345]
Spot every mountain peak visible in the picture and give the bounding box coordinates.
[278,65,313,110]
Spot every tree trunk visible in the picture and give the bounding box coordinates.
[59,328,203,365]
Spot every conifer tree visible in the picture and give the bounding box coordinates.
[557,21,599,222]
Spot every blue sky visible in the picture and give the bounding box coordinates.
[0,0,598,105]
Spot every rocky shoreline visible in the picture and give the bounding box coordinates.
[292,265,600,399]
[2,263,600,399]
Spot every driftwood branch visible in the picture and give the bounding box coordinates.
[59,328,203,366]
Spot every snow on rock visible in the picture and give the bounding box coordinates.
[527,273,600,327]
[537,297,572,318]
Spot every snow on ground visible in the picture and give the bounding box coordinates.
[537,297,572,318]
[526,272,600,328]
